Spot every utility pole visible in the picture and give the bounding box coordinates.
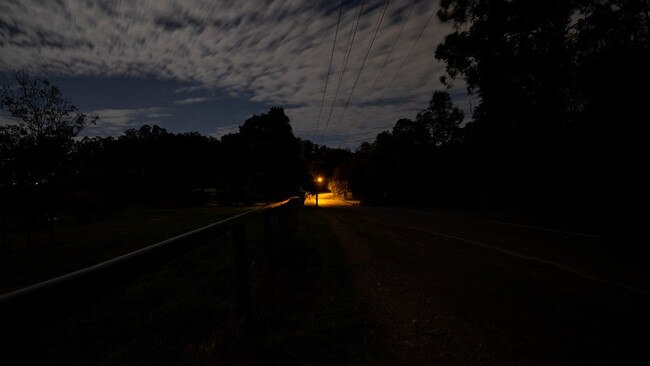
[316,176,323,207]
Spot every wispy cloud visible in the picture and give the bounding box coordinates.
[206,124,240,138]
[173,97,211,105]
[0,113,19,126]
[173,84,209,94]
[82,107,168,136]
[0,0,461,146]
[146,112,174,118]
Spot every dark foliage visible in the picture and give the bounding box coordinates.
[338,91,465,205]
[220,107,308,204]
[1,73,309,235]
[69,108,308,210]
[70,126,221,212]
[1,71,98,238]
[335,0,648,232]
[435,0,648,223]
[299,140,352,193]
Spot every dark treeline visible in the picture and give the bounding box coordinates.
[1,0,647,236]
[70,127,220,214]
[332,0,648,231]
[332,91,466,204]
[1,72,313,235]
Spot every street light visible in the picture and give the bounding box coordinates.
[316,176,323,207]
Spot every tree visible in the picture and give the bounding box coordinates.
[434,0,648,140]
[68,125,221,210]
[0,70,97,187]
[1,71,97,243]
[1,70,96,139]
[416,91,464,146]
[433,0,649,220]
[300,139,352,194]
[221,107,307,202]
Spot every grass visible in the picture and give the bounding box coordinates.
[12,206,385,365]
[7,204,650,364]
[247,206,387,365]
[0,205,250,293]
[40,233,239,365]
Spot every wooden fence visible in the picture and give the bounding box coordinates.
[0,197,301,332]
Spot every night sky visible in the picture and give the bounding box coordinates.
[0,0,468,147]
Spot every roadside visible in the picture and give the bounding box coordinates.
[362,206,650,294]
[14,204,650,364]
[317,207,650,365]
[25,206,390,365]
[248,205,390,365]
[0,205,250,294]
[304,191,358,207]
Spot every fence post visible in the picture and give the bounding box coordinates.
[232,223,251,322]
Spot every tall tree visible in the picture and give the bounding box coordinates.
[1,71,97,242]
[433,0,649,219]
[221,107,307,202]
[416,91,464,146]
[434,0,648,140]
[1,70,97,187]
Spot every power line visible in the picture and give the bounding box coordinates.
[339,0,439,146]
[311,0,345,141]
[377,1,437,101]
[320,0,366,143]
[320,0,365,142]
[329,0,391,139]
[338,0,419,140]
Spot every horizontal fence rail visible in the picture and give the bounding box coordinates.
[0,197,301,328]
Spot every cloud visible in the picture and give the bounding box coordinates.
[173,84,209,94]
[206,124,240,138]
[82,107,168,136]
[0,113,19,126]
[146,112,174,118]
[0,0,462,146]
[173,96,211,105]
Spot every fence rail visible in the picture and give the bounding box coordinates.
[0,197,301,328]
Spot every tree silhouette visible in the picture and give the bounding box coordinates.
[221,107,307,203]
[0,70,96,138]
[0,70,97,188]
[416,91,464,146]
[1,71,97,243]
[434,0,648,140]
[428,0,647,218]
[71,125,221,211]
[301,140,352,194]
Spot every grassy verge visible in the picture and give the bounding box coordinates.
[247,206,387,365]
[18,206,384,365]
[34,233,239,365]
[0,205,249,293]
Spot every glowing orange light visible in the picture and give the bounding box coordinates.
[317,177,323,183]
